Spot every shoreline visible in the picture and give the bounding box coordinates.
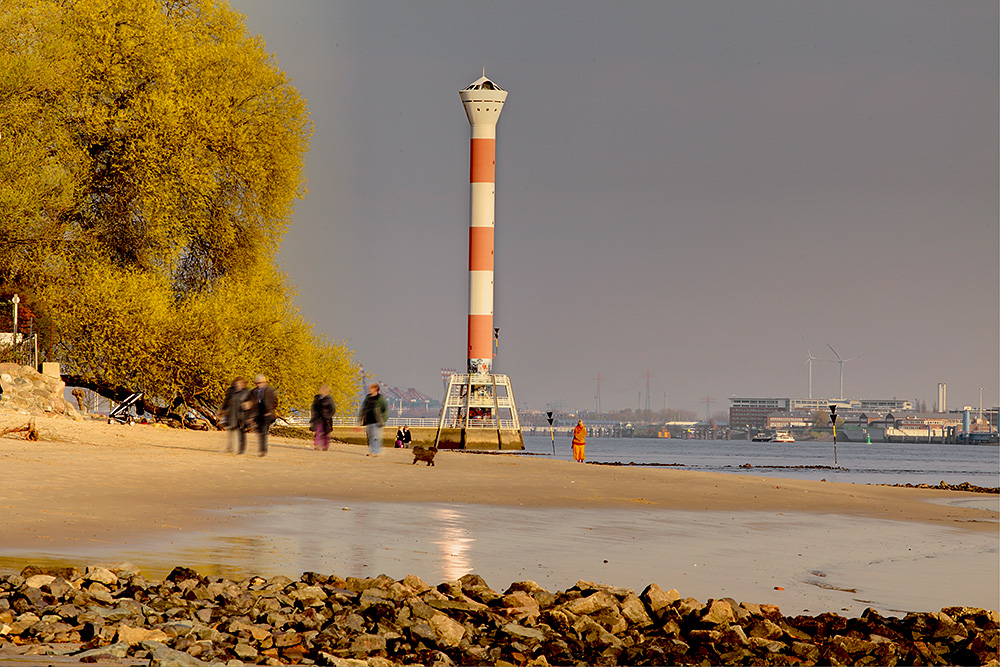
[1,414,997,619]
[1,415,996,533]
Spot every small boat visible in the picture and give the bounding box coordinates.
[771,431,795,443]
[751,432,770,442]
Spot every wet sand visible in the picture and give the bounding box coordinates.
[0,414,997,616]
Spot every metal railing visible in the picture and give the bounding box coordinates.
[329,417,440,428]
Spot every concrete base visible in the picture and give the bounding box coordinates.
[328,425,523,450]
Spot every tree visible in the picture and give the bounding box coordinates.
[0,0,359,416]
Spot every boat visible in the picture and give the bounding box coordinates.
[751,432,770,442]
[771,431,795,443]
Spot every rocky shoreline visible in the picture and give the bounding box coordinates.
[0,564,996,666]
[880,481,999,494]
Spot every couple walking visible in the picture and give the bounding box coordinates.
[219,375,277,456]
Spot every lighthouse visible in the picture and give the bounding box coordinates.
[460,74,505,376]
[434,74,523,450]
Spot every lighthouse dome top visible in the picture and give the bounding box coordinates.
[463,75,504,92]
[460,73,507,131]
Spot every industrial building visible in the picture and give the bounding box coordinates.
[729,396,916,429]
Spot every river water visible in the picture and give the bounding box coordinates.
[522,435,1000,488]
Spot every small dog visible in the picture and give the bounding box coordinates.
[412,445,437,466]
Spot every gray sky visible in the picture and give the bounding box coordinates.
[229,1,998,416]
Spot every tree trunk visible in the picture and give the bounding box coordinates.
[60,375,220,429]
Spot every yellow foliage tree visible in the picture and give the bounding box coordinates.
[1,0,359,417]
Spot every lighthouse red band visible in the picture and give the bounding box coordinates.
[460,75,507,376]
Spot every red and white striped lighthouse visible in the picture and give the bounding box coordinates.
[460,74,507,377]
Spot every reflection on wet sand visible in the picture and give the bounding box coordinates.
[432,506,474,581]
[1,500,996,617]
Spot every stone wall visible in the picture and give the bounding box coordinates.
[0,363,82,420]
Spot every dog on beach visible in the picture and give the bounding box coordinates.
[412,445,437,466]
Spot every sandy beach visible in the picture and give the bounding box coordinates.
[1,414,997,616]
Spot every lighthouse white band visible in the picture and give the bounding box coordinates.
[469,271,494,315]
[470,183,495,228]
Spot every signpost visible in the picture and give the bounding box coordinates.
[546,411,555,455]
[829,404,838,465]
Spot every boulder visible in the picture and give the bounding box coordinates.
[428,612,465,647]
[117,624,171,644]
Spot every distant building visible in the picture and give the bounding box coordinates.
[765,411,814,429]
[886,412,964,440]
[729,398,790,429]
[730,396,915,429]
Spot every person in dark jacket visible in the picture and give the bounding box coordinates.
[358,383,388,457]
[252,374,277,457]
[402,425,412,448]
[310,385,336,451]
[218,377,249,454]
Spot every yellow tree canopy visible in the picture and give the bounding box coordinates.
[0,0,359,416]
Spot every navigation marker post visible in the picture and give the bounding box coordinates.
[546,411,555,455]
[829,404,838,466]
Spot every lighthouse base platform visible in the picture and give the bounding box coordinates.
[434,373,524,450]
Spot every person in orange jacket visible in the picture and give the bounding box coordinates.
[572,419,587,462]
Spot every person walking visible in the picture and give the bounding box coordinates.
[219,377,249,454]
[572,419,587,462]
[402,425,412,449]
[395,425,405,448]
[252,374,277,456]
[310,385,336,451]
[358,383,388,457]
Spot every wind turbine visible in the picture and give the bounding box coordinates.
[826,344,862,400]
[799,335,825,399]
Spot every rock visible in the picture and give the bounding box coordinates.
[501,623,546,642]
[499,590,540,622]
[350,633,387,654]
[23,575,56,589]
[85,582,114,604]
[620,593,653,627]
[74,641,131,660]
[0,364,78,420]
[640,583,679,614]
[747,617,785,640]
[673,597,705,620]
[117,624,171,644]
[290,584,327,607]
[84,566,118,586]
[402,574,432,593]
[560,590,617,616]
[1,564,996,666]
[142,640,213,666]
[43,577,74,599]
[10,612,40,635]
[429,612,465,647]
[702,598,736,626]
[233,641,258,659]
[750,636,788,653]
